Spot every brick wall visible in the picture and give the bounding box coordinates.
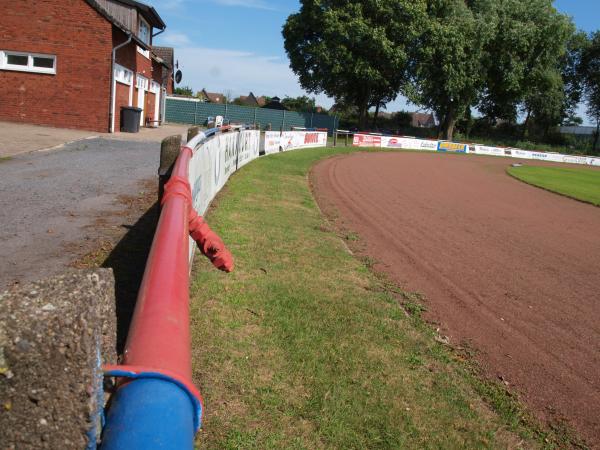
[0,0,114,132]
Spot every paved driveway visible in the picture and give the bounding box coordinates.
[0,137,172,290]
[0,121,187,157]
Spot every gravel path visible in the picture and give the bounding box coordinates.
[312,151,600,446]
[0,138,161,290]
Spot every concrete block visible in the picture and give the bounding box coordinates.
[0,269,116,449]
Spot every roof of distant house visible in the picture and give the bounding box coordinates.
[262,96,287,110]
[153,46,174,69]
[201,89,225,103]
[410,112,436,127]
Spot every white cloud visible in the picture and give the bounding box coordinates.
[158,31,191,46]
[174,46,333,107]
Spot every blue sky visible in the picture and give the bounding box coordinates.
[153,0,599,121]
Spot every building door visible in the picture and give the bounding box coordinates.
[136,75,148,127]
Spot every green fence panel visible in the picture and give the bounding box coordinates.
[165,99,197,124]
[165,97,338,133]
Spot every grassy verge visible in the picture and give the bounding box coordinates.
[507,165,600,206]
[188,147,578,449]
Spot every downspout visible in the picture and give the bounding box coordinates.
[152,28,165,39]
[110,33,133,133]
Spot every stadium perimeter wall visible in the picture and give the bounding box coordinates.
[165,96,339,134]
[352,133,600,167]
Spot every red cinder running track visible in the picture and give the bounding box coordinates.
[311,151,600,446]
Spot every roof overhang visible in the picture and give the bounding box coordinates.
[114,0,166,30]
[85,0,165,50]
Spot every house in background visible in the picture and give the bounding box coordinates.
[237,92,267,107]
[153,46,175,95]
[409,112,436,128]
[0,0,173,133]
[262,96,287,111]
[198,89,226,104]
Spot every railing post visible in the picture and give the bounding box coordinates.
[193,101,198,125]
[158,134,182,206]
[281,110,286,132]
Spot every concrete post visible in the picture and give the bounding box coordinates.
[158,135,182,205]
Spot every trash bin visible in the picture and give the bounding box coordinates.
[121,106,142,133]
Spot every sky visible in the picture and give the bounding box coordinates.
[153,0,600,121]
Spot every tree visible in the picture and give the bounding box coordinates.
[521,68,567,139]
[562,114,583,127]
[281,95,317,113]
[174,86,193,96]
[581,31,600,152]
[561,31,589,121]
[283,0,426,129]
[478,0,575,128]
[407,0,492,140]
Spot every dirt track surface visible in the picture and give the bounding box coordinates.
[311,152,600,446]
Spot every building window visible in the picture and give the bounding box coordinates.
[136,45,150,59]
[114,64,133,85]
[0,51,56,74]
[139,18,150,45]
[136,74,149,91]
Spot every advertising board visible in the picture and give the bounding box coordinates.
[438,141,469,153]
[353,134,382,147]
[381,137,439,151]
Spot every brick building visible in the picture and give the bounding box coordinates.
[0,0,174,133]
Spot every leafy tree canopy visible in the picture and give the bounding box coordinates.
[281,95,318,113]
[174,86,193,96]
[283,0,427,128]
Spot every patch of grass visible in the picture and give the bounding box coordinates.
[0,156,12,163]
[507,165,600,206]
[190,148,577,449]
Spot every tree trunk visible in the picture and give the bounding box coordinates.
[593,119,600,153]
[440,107,457,141]
[522,109,531,140]
[357,99,369,131]
[372,103,380,129]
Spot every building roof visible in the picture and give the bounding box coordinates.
[152,46,174,69]
[200,89,226,103]
[238,92,266,107]
[85,0,166,50]
[113,0,166,29]
[410,112,436,128]
[262,96,287,110]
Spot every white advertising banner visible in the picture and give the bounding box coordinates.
[353,133,382,147]
[264,131,281,155]
[187,129,260,261]
[474,145,510,157]
[561,154,600,166]
[187,129,261,261]
[265,131,328,154]
[237,130,261,169]
[380,136,439,151]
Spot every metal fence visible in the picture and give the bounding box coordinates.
[165,96,339,134]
